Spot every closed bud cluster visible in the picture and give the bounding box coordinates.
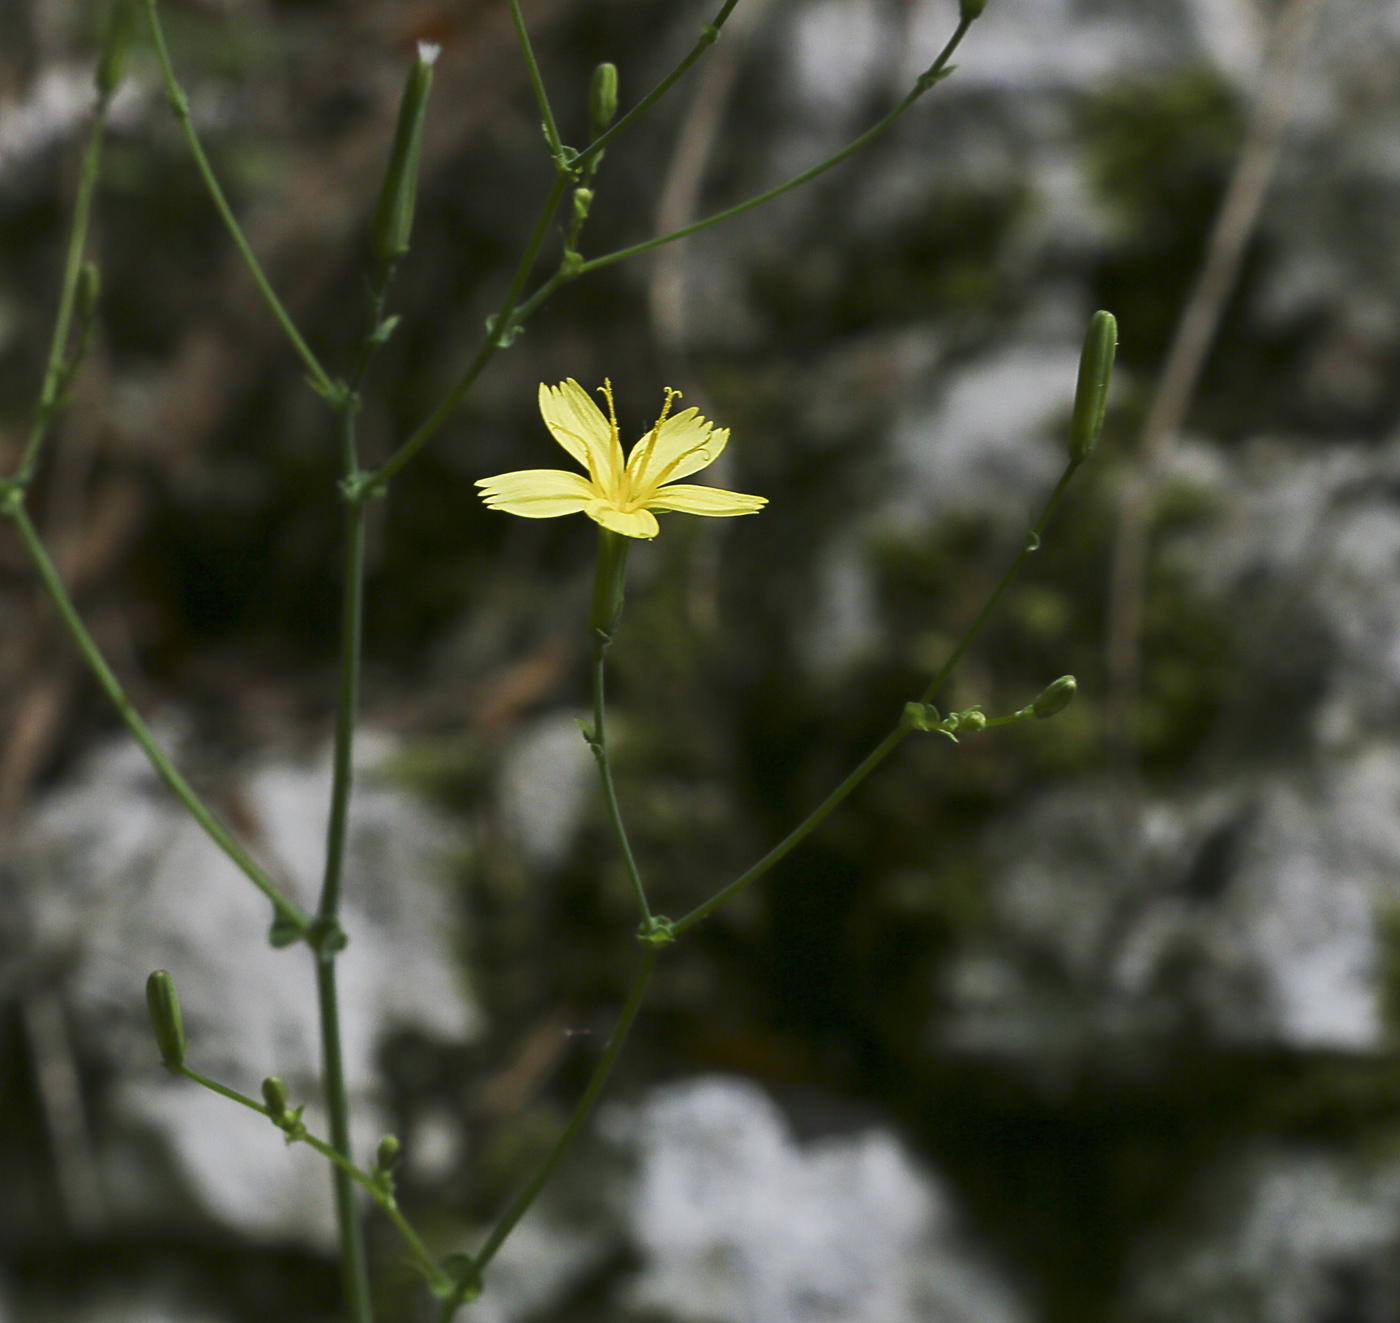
[371,42,440,269]
[589,62,619,140]
[1068,311,1117,463]
[145,970,186,1070]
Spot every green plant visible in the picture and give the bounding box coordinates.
[0,1,1115,1318]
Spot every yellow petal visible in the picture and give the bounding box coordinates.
[477,468,595,518]
[539,380,624,490]
[627,410,727,494]
[645,483,766,517]
[586,500,659,539]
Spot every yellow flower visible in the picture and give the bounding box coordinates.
[476,379,767,540]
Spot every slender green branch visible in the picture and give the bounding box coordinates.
[369,8,979,495]
[140,0,336,398]
[589,640,653,924]
[919,460,1080,706]
[366,167,572,494]
[315,953,374,1323]
[2,500,309,935]
[14,94,112,485]
[507,0,564,163]
[176,1066,448,1291]
[672,455,1084,936]
[465,947,660,1290]
[573,15,974,277]
[575,0,742,169]
[314,265,400,1323]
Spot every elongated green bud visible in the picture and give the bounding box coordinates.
[145,970,186,1070]
[375,1134,401,1172]
[960,0,990,20]
[1030,675,1077,719]
[371,42,440,270]
[1068,311,1117,463]
[96,0,139,97]
[261,1076,289,1121]
[589,62,619,140]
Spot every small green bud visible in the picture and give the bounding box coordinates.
[1068,310,1117,464]
[959,0,990,20]
[370,42,440,269]
[261,1076,290,1121]
[145,970,186,1070]
[96,0,139,97]
[1029,675,1076,719]
[77,262,101,324]
[589,62,619,140]
[375,1134,401,1172]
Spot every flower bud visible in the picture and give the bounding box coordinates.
[77,262,101,325]
[1068,311,1117,464]
[1030,675,1077,719]
[96,0,138,97]
[371,42,440,269]
[959,0,990,20]
[589,62,619,140]
[261,1076,290,1121]
[145,970,186,1070]
[375,1134,401,1172]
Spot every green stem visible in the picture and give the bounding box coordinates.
[141,0,335,399]
[366,167,572,494]
[14,93,111,485]
[590,654,652,925]
[177,1066,448,1291]
[313,267,397,1322]
[369,8,978,496]
[468,947,659,1279]
[507,0,564,163]
[572,15,974,277]
[575,0,742,169]
[672,456,1082,936]
[316,952,375,1323]
[2,500,308,934]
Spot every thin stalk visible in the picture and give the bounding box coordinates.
[141,0,335,398]
[3,501,308,934]
[366,168,572,493]
[316,953,374,1323]
[15,93,111,485]
[591,641,652,924]
[573,15,973,277]
[314,263,397,1322]
[471,947,659,1274]
[673,456,1083,936]
[507,0,564,163]
[575,0,743,169]
[177,1066,448,1290]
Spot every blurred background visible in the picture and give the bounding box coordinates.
[4,0,1400,1320]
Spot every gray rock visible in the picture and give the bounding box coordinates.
[4,727,479,1246]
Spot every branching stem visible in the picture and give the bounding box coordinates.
[141,0,336,398]
[673,457,1082,935]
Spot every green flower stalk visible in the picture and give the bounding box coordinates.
[97,0,139,97]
